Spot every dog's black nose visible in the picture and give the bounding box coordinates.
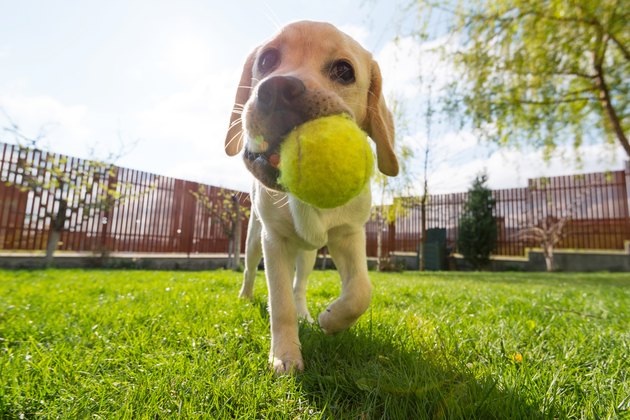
[257,76,306,114]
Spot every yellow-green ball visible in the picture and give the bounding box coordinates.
[278,114,373,209]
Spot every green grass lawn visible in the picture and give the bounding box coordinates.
[0,269,628,419]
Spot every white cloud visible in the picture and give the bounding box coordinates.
[388,115,627,197]
[159,31,215,83]
[0,94,91,154]
[377,37,422,99]
[377,35,457,100]
[422,134,627,195]
[483,143,626,191]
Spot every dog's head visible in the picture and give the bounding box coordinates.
[224,21,398,191]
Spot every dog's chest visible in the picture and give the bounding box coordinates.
[254,183,371,250]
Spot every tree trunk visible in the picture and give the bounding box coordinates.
[420,198,427,271]
[544,244,554,272]
[593,63,630,157]
[45,199,68,268]
[45,229,61,267]
[376,213,383,272]
[227,236,234,270]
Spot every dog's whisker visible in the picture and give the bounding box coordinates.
[225,130,244,151]
[275,199,290,209]
[228,118,243,131]
[264,188,287,207]
[232,104,245,115]
[273,194,289,207]
[234,191,248,202]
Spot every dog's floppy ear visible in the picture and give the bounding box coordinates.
[366,60,399,176]
[225,49,258,156]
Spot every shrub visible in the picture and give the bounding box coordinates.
[457,172,497,269]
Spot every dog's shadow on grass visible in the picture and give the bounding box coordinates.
[249,297,544,418]
[295,322,544,419]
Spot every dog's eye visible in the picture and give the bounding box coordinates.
[329,60,355,84]
[258,49,280,74]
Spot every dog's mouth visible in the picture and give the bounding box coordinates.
[243,107,311,191]
[242,146,284,191]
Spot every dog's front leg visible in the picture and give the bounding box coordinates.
[239,212,262,299]
[319,228,372,334]
[293,250,316,323]
[262,232,303,373]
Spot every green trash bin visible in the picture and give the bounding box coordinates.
[422,228,447,270]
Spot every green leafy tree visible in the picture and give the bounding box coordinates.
[410,0,629,158]
[457,172,497,269]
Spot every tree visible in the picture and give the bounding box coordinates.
[418,83,437,271]
[190,186,249,270]
[370,97,416,271]
[410,0,629,158]
[457,172,497,269]
[516,185,590,271]
[517,214,566,272]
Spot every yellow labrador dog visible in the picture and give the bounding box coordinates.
[225,21,398,373]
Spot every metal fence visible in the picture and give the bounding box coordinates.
[0,143,249,255]
[367,164,630,257]
[1,142,629,258]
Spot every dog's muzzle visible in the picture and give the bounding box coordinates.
[243,76,311,191]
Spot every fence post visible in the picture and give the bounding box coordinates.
[99,166,117,257]
[231,194,241,269]
[388,220,396,260]
[183,181,197,257]
[625,161,630,218]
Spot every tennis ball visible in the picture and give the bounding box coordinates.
[278,114,374,209]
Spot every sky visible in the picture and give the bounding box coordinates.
[0,0,626,196]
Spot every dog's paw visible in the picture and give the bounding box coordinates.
[299,310,315,324]
[318,306,359,335]
[238,288,253,299]
[239,274,256,299]
[296,302,314,323]
[270,355,304,375]
[318,293,370,334]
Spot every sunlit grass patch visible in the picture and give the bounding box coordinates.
[0,269,628,418]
